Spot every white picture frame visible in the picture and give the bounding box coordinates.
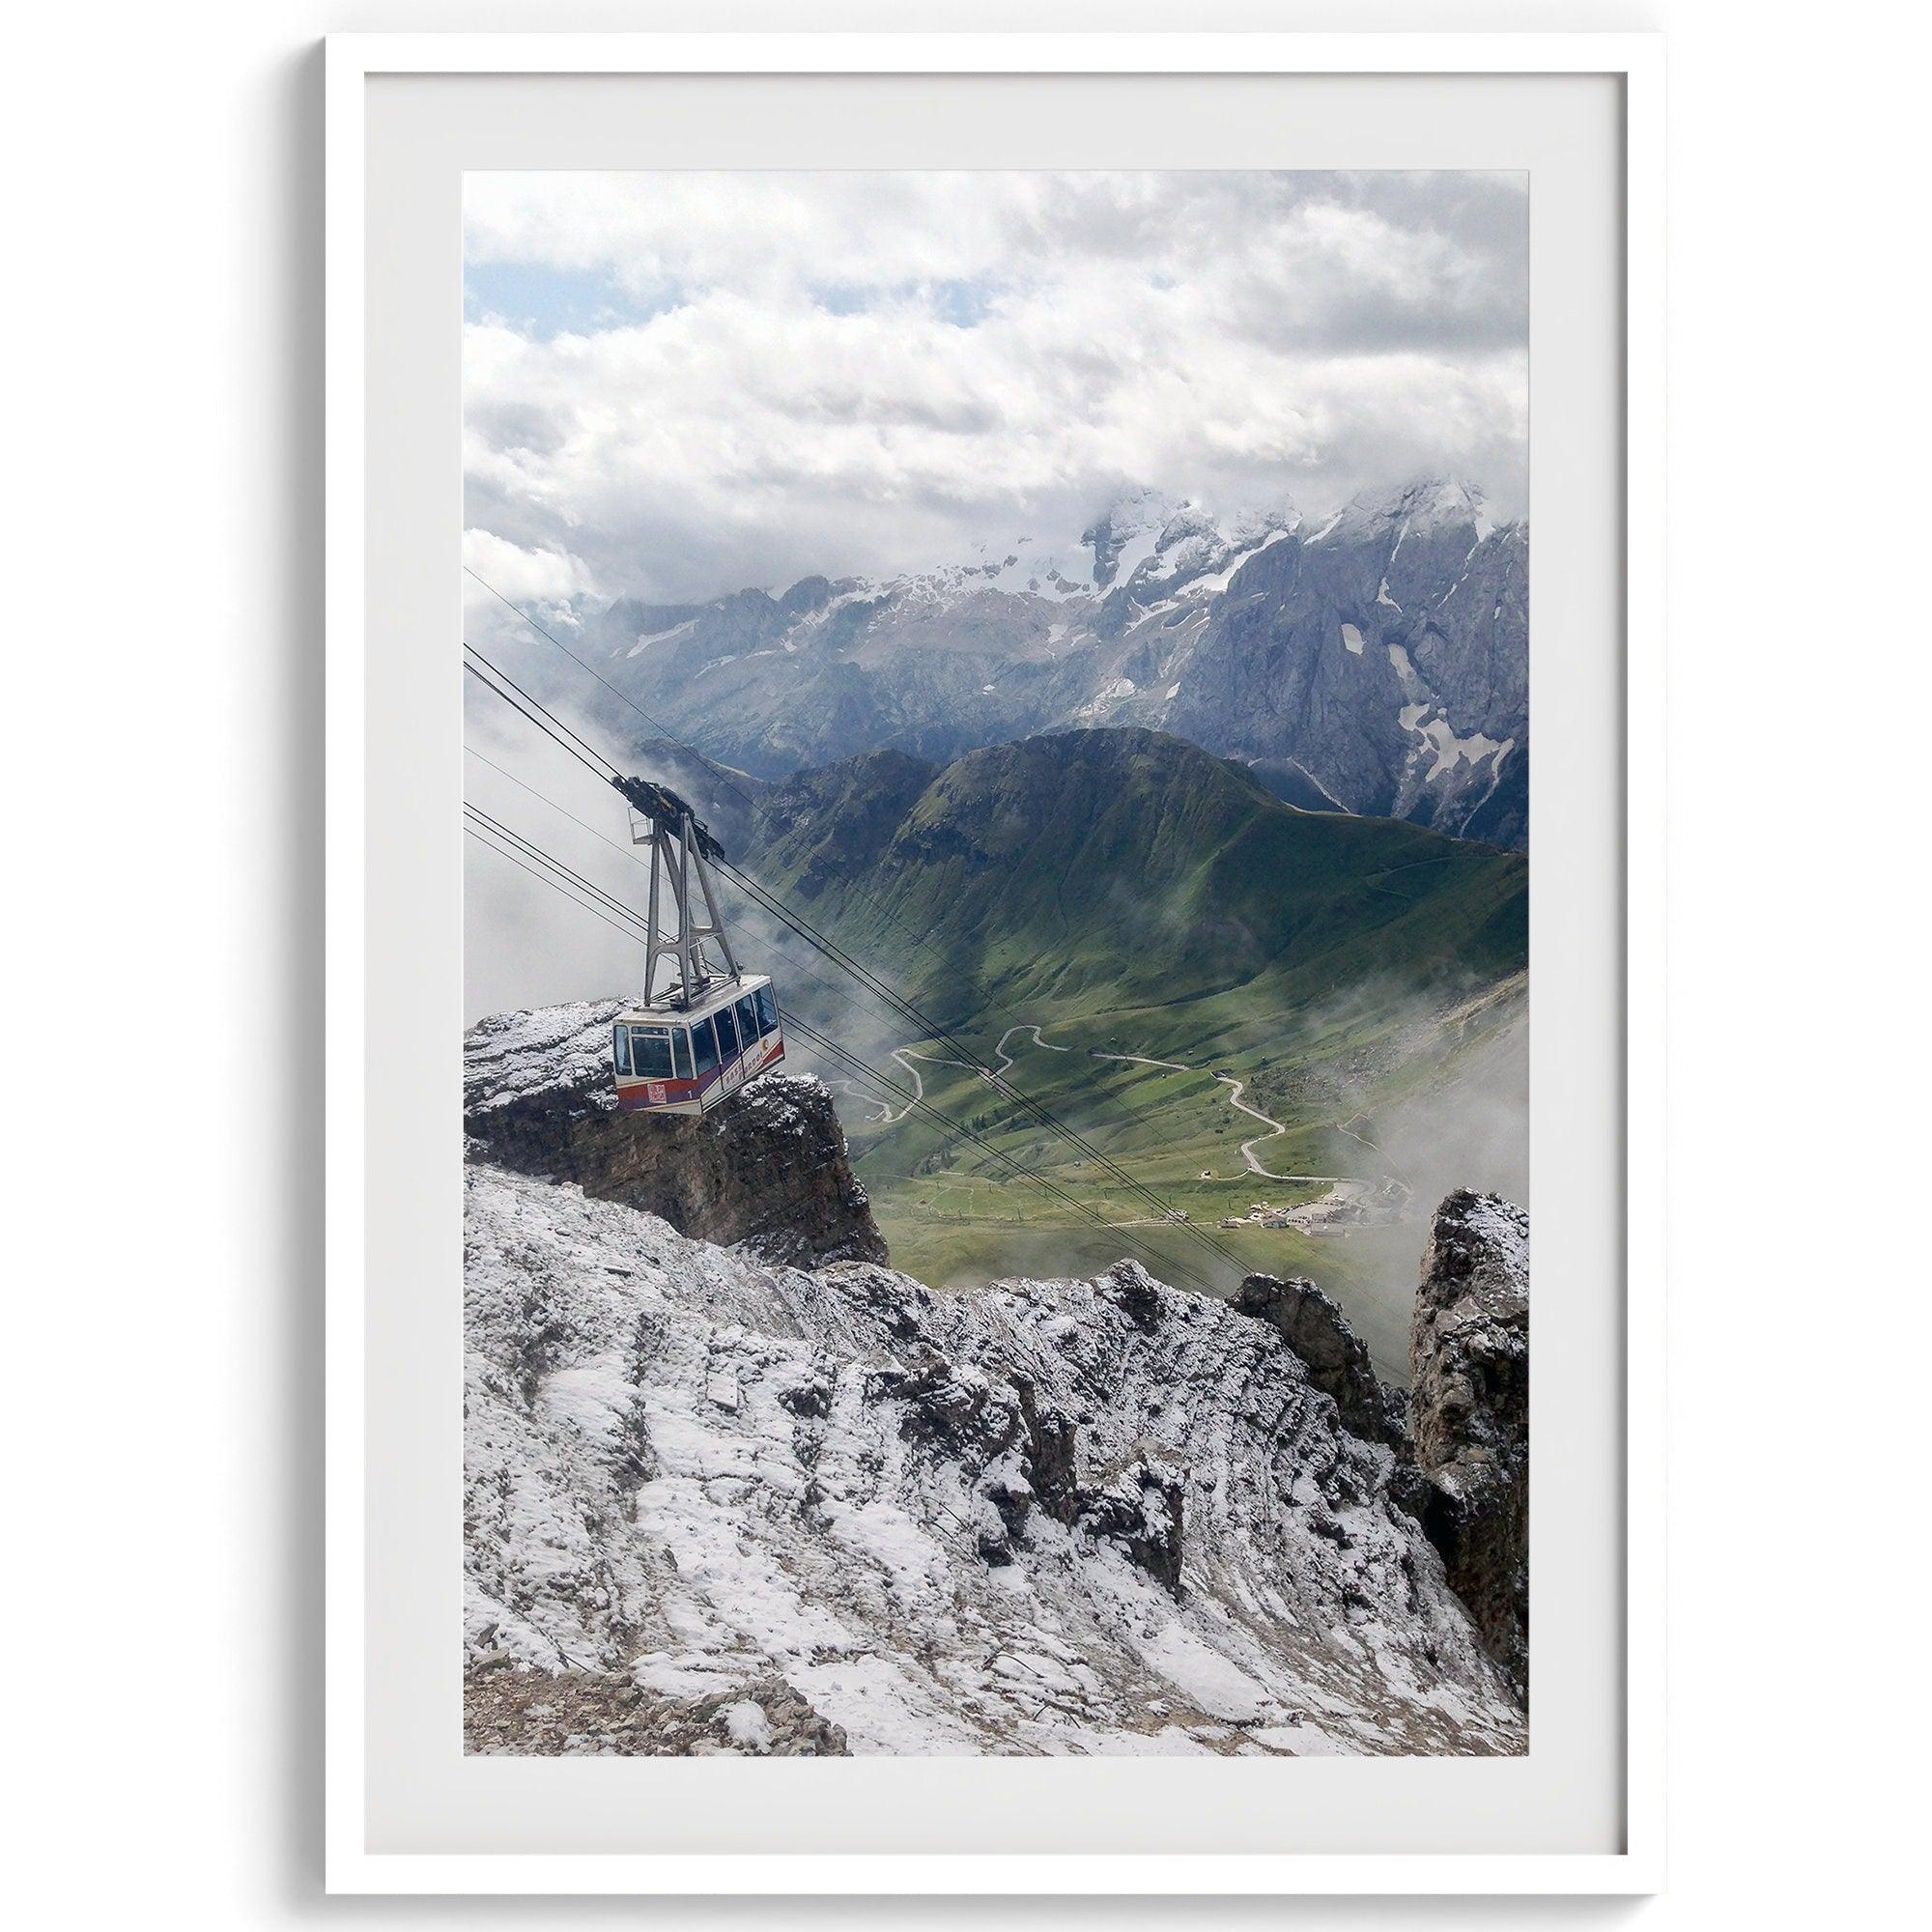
[326,29,1664,1895]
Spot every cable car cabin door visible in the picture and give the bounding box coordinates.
[715,1001,746,1105]
[722,988,764,1101]
[682,1001,741,1116]
[699,987,768,1113]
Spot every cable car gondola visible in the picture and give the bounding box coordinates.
[608,776,784,1116]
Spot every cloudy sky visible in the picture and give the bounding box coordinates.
[464,169,1527,611]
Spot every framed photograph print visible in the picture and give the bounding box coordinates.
[326,29,1663,1894]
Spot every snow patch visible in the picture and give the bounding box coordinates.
[1135,1623,1269,1723]
[1105,526,1163,592]
[1419,720,1514,782]
[1286,758,1348,810]
[721,1699,773,1751]
[627,618,696,658]
[1184,528,1293,598]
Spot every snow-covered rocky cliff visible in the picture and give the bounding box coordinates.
[464,1162,1529,1757]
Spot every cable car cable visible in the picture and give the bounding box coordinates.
[465,804,656,934]
[464,649,624,781]
[466,640,954,991]
[467,566,760,813]
[464,826,656,948]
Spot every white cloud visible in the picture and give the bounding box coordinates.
[461,527,600,610]
[465,171,1527,605]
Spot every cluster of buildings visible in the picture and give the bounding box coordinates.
[1220,1202,1298,1231]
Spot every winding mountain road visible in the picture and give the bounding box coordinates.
[882,1045,980,1123]
[848,1020,1391,1200]
[992,1023,1072,1077]
[1086,1049,1357,1184]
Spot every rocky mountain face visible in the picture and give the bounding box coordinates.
[1236,1273,1408,1452]
[464,1001,885,1267]
[1236,1212,1530,1705]
[463,1025,1532,1755]
[577,479,1526,845]
[1407,1189,1531,1697]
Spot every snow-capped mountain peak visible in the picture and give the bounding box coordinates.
[1082,487,1187,589]
[1326,477,1495,546]
[948,488,1302,605]
[1222,495,1304,549]
[1078,491,1302,598]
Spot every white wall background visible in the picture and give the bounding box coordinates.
[5,1,1921,1923]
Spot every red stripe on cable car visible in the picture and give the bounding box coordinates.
[617,1034,784,1107]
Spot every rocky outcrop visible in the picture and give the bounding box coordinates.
[1168,488,1526,845]
[464,1172,1526,1755]
[1236,1272,1406,1450]
[463,1001,886,1267]
[457,1005,1532,1752]
[1073,1459,1186,1596]
[1406,1190,1530,1699]
[865,1340,1186,1593]
[1232,1200,1531,1702]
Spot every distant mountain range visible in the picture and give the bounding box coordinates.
[577,479,1527,846]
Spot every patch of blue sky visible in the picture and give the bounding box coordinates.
[464,262,686,339]
[808,277,1002,327]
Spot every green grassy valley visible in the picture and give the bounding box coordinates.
[744,728,1527,1379]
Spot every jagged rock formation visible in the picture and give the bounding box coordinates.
[1406,1190,1530,1698]
[574,479,1527,844]
[462,1163,1526,1755]
[1234,1210,1530,1711]
[1235,1272,1407,1451]
[463,1001,886,1266]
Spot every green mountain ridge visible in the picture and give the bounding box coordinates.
[755,727,1525,1030]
